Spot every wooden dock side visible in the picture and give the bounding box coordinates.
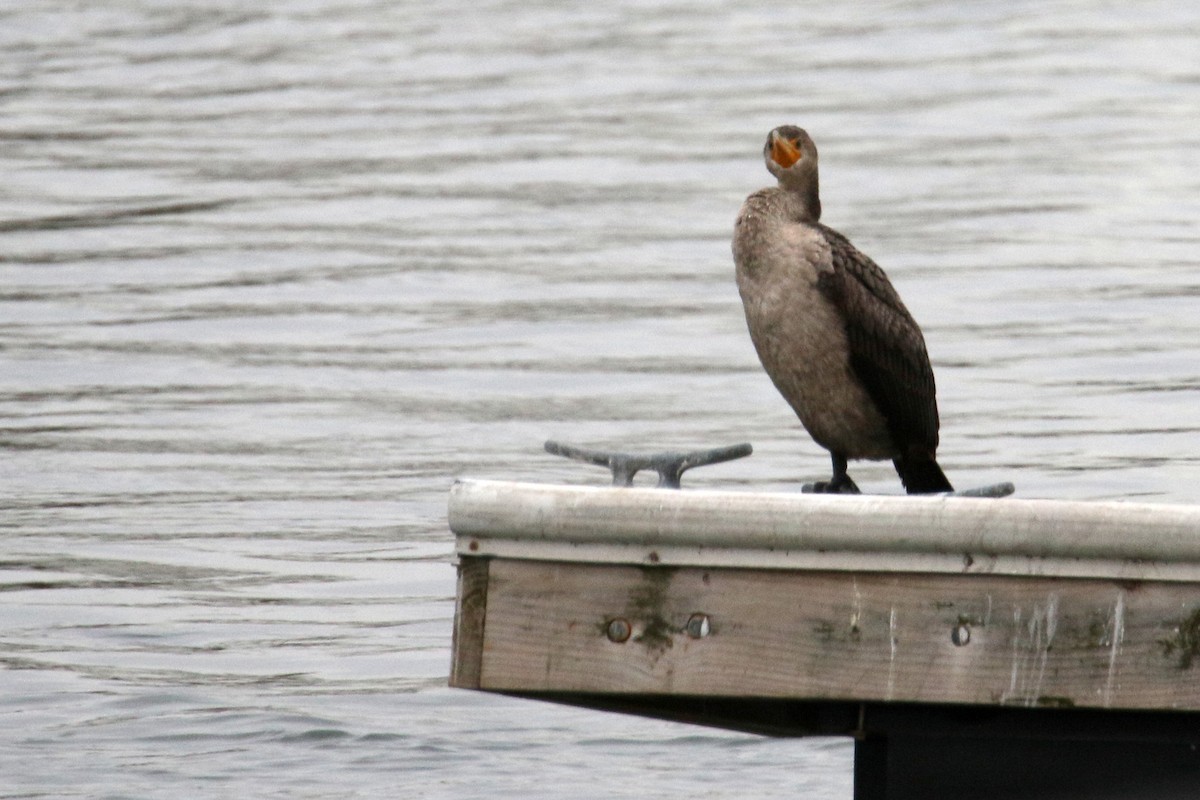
[448,479,1200,798]
[462,558,1200,710]
[449,557,489,690]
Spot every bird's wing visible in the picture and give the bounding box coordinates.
[815,225,940,454]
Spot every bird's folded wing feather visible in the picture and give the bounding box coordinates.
[815,226,940,453]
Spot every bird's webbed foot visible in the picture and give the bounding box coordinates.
[803,475,861,494]
[801,454,861,494]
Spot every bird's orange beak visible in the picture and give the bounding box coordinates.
[770,132,802,168]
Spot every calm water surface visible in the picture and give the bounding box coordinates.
[2,1,1199,797]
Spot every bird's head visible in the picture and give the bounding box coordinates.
[763,125,821,219]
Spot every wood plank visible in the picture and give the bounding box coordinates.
[477,559,1200,710]
[449,557,489,689]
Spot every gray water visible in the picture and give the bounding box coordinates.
[2,1,1199,797]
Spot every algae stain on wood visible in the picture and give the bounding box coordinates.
[1159,606,1200,669]
[626,566,678,655]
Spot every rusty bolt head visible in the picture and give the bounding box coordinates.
[605,618,632,643]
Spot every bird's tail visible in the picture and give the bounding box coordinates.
[895,456,953,494]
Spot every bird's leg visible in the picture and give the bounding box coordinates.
[827,453,861,494]
[807,454,860,494]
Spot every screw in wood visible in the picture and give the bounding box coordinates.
[605,618,632,643]
[686,613,712,639]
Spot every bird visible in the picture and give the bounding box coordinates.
[732,125,952,495]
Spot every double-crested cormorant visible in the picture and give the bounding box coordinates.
[732,125,952,494]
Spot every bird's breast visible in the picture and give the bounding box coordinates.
[733,208,893,459]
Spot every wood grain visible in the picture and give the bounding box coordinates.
[470,559,1200,710]
[449,557,489,689]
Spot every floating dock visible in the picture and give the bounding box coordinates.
[449,479,1200,799]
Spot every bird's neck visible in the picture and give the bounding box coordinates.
[778,176,822,223]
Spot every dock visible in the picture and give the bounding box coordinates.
[449,478,1200,798]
